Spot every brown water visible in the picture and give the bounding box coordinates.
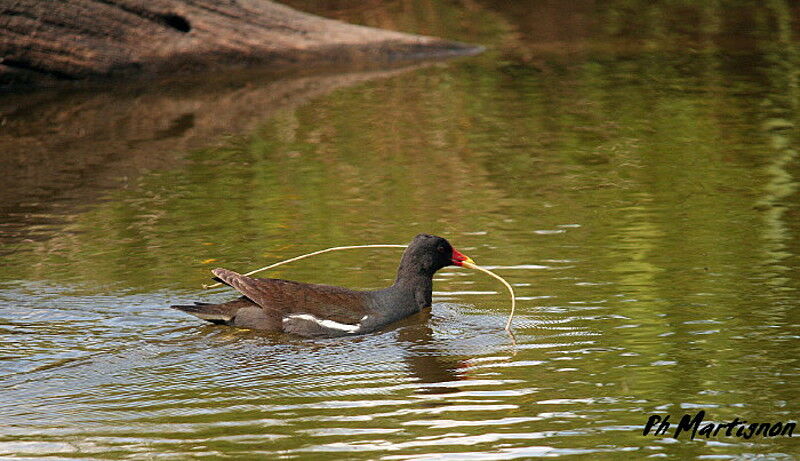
[1,2,799,459]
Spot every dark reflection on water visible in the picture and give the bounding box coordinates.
[2,1,800,459]
[0,64,431,251]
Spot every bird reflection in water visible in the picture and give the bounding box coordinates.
[395,308,465,396]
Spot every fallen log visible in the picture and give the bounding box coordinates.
[0,0,480,88]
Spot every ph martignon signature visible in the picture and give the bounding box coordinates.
[643,410,795,440]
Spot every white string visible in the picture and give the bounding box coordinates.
[463,261,516,331]
[202,244,408,289]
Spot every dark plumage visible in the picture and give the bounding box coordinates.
[171,234,472,337]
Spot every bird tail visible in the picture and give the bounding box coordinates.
[171,297,255,324]
[170,303,231,324]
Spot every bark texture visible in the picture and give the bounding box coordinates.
[0,0,478,87]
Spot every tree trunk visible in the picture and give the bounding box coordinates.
[0,0,479,88]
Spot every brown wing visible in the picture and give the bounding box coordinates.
[211,268,370,325]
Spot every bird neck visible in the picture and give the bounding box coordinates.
[393,272,433,309]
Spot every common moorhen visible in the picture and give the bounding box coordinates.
[172,234,474,337]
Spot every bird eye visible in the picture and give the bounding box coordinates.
[437,245,446,253]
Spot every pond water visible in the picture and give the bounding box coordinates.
[1,2,799,459]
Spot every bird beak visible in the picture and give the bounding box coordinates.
[451,248,475,267]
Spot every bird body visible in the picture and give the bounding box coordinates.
[172,234,473,337]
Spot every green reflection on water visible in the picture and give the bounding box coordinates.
[2,1,800,459]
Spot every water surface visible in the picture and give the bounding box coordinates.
[1,2,799,459]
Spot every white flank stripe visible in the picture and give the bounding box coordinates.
[286,314,360,333]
